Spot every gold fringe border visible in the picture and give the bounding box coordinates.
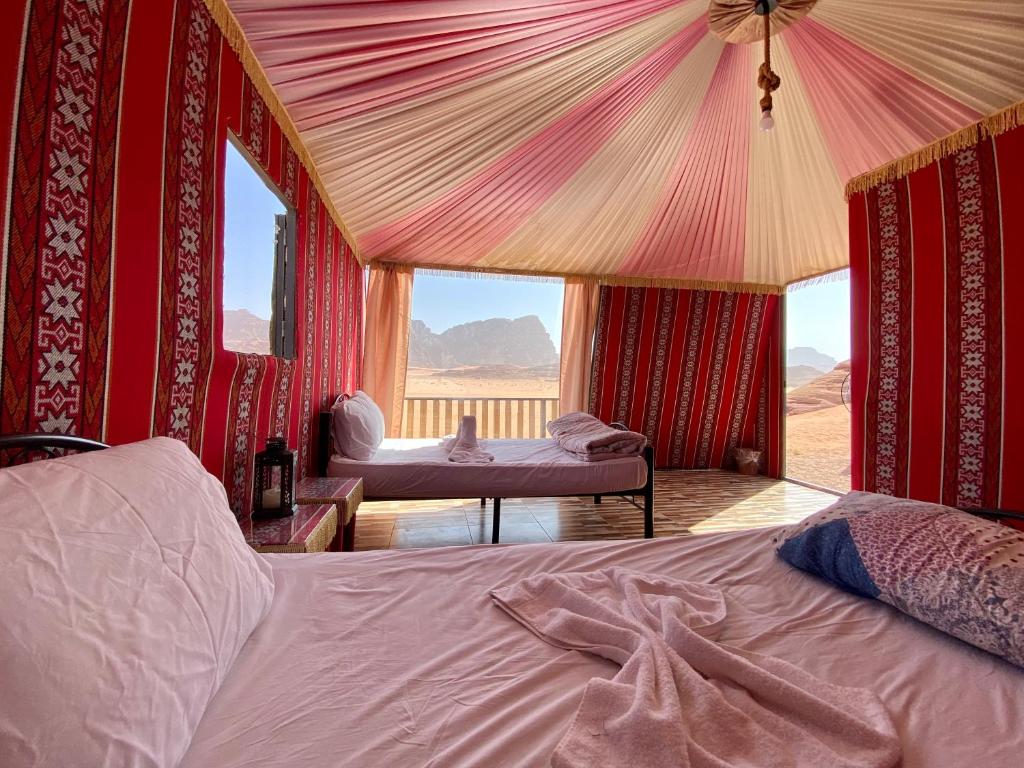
[201,0,363,262]
[373,261,787,295]
[845,100,1024,200]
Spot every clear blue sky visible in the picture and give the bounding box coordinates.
[786,271,851,362]
[412,273,565,351]
[223,140,285,320]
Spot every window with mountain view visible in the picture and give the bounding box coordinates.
[404,273,563,439]
[785,272,851,492]
[222,137,295,357]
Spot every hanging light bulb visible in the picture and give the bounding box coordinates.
[759,109,775,132]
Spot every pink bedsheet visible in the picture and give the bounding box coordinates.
[327,437,646,498]
[179,527,1023,768]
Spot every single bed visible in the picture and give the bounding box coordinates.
[316,411,655,542]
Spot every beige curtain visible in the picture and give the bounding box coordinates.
[362,263,414,437]
[559,278,600,415]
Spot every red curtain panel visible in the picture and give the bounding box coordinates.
[0,0,364,515]
[850,124,1024,512]
[589,285,782,474]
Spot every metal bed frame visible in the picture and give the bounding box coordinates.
[0,433,109,466]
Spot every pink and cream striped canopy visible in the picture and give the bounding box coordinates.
[225,0,1024,289]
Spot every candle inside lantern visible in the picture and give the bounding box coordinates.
[261,487,281,508]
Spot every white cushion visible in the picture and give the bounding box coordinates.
[0,437,275,768]
[332,390,385,460]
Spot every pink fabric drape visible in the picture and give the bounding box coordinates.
[224,0,1020,288]
[362,264,414,437]
[559,278,599,415]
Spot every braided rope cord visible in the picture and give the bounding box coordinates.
[757,2,781,113]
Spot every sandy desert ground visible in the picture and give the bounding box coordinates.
[784,405,852,493]
[405,367,558,399]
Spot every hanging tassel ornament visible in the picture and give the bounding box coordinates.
[756,0,781,131]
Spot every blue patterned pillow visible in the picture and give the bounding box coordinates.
[778,496,1024,668]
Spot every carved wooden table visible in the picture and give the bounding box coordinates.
[295,476,362,552]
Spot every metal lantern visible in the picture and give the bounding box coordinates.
[252,437,296,519]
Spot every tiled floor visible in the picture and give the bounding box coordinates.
[353,470,839,551]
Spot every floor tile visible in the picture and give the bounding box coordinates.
[392,513,470,529]
[390,525,472,549]
[468,520,552,545]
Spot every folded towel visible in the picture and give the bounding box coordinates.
[491,567,900,768]
[547,411,646,461]
[446,415,494,464]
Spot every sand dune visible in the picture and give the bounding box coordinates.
[405,367,557,399]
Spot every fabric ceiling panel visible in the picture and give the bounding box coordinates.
[224,0,1024,289]
[311,5,701,237]
[361,14,712,268]
[742,37,844,286]
[235,0,688,127]
[616,44,754,284]
[783,18,981,185]
[480,34,724,278]
[812,0,1024,115]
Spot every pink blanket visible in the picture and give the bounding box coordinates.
[444,415,494,464]
[547,411,646,461]
[491,567,900,768]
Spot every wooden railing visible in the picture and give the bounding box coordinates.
[401,397,560,439]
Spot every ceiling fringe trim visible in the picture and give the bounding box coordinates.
[786,267,849,292]
[372,261,786,295]
[415,267,564,285]
[844,100,1024,200]
[201,0,363,262]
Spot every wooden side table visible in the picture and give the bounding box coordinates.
[295,476,362,552]
[249,503,339,553]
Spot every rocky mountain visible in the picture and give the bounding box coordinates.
[787,346,838,373]
[409,315,558,368]
[223,308,270,354]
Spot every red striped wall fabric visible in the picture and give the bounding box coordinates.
[850,124,1024,512]
[0,0,363,516]
[589,285,782,474]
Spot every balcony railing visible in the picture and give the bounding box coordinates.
[401,397,560,439]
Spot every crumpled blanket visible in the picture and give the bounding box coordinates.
[546,411,646,461]
[490,567,901,768]
[443,415,494,463]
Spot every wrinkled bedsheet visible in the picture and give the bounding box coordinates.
[180,527,1024,768]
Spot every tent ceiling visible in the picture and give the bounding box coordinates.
[226,0,1024,288]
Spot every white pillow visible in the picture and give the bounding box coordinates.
[332,390,385,460]
[0,437,275,768]
[353,390,386,444]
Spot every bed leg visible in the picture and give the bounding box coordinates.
[643,445,655,539]
[593,495,602,505]
[492,498,501,544]
[480,497,486,507]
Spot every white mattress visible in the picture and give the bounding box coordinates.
[327,437,647,498]
[179,527,1023,768]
